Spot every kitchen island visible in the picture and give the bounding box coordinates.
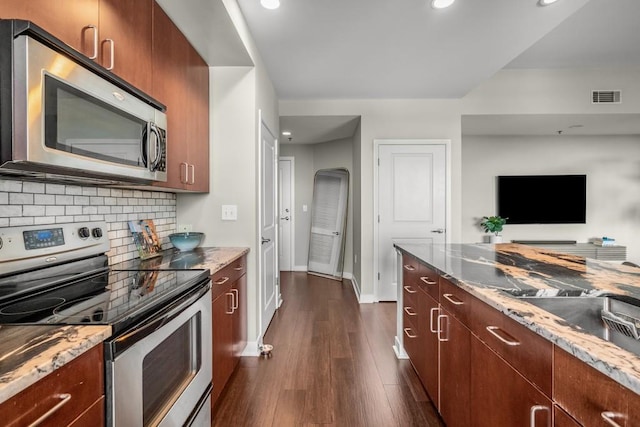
[395,242,640,426]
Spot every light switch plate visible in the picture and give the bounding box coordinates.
[222,205,238,221]
[302,204,308,212]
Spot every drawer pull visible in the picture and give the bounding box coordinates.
[443,293,464,305]
[437,314,449,342]
[404,307,417,316]
[225,292,234,314]
[233,265,244,271]
[403,264,416,271]
[529,405,550,427]
[420,276,437,285]
[486,326,521,346]
[231,289,239,310]
[601,411,624,427]
[403,285,417,294]
[403,328,417,339]
[214,276,230,285]
[27,393,71,427]
[430,307,440,333]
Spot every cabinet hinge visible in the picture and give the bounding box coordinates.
[378,215,380,223]
[378,272,380,280]
[377,158,380,166]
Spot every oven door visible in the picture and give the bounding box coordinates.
[106,282,212,427]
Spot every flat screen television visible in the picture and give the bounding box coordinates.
[497,175,586,224]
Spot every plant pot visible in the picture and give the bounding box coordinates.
[489,235,503,244]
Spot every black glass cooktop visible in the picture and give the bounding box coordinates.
[0,255,209,334]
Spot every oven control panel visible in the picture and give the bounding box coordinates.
[0,221,110,276]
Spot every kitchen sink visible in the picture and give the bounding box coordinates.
[517,293,640,356]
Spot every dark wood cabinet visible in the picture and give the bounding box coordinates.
[0,343,104,427]
[211,255,247,406]
[554,405,582,427]
[419,290,439,405]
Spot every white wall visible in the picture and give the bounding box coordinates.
[280,67,640,299]
[462,134,640,263]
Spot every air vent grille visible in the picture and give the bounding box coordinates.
[592,90,621,104]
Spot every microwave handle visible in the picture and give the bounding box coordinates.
[147,123,164,172]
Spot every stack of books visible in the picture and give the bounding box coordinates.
[592,237,617,247]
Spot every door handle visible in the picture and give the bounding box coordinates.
[280,216,289,220]
[262,237,271,244]
[431,229,445,234]
[333,232,339,235]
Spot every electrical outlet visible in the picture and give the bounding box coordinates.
[178,224,193,232]
[222,205,238,221]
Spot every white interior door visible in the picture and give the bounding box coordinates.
[377,143,447,301]
[260,119,278,339]
[308,169,349,277]
[278,158,293,271]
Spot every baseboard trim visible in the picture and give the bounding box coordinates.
[359,293,376,304]
[393,336,409,359]
[241,340,261,357]
[292,265,307,272]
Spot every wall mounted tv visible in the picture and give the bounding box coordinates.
[497,175,586,224]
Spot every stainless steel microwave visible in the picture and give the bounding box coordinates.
[0,20,167,184]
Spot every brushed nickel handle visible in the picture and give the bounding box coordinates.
[231,288,239,310]
[443,293,464,305]
[430,307,440,333]
[601,411,624,427]
[486,326,521,346]
[104,38,115,70]
[189,164,195,184]
[420,276,437,285]
[280,216,290,220]
[437,314,449,342]
[431,228,445,234]
[530,405,551,427]
[403,285,417,294]
[84,24,98,59]
[225,292,234,314]
[262,237,271,244]
[403,264,415,271]
[27,393,71,427]
[233,265,244,271]
[403,328,417,339]
[333,231,339,235]
[214,276,230,285]
[180,162,189,184]
[403,307,417,316]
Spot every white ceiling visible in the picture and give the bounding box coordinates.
[280,116,360,144]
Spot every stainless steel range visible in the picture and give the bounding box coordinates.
[0,221,212,426]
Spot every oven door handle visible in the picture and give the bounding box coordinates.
[108,280,211,357]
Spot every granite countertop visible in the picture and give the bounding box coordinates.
[0,324,111,403]
[395,242,640,394]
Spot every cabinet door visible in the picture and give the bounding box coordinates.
[554,406,582,427]
[439,309,470,427]
[419,290,440,406]
[0,0,99,57]
[471,337,552,427]
[151,5,189,190]
[98,0,153,94]
[232,274,247,362]
[212,291,234,404]
[186,45,210,192]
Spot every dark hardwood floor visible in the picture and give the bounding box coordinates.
[212,272,444,427]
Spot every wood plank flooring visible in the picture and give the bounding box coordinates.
[212,272,444,427]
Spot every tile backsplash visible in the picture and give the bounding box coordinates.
[0,179,176,264]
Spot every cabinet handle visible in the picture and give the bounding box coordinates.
[430,307,440,333]
[437,314,449,342]
[529,405,550,427]
[420,276,437,285]
[443,293,464,305]
[180,162,189,184]
[231,288,239,310]
[233,265,244,271]
[601,411,624,427]
[27,393,71,427]
[403,328,417,339]
[214,276,230,285]
[104,38,115,70]
[84,25,98,59]
[403,264,416,271]
[189,164,195,184]
[486,326,521,346]
[225,292,234,314]
[403,307,417,316]
[403,285,417,294]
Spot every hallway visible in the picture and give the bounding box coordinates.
[212,272,443,426]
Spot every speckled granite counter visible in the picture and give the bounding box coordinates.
[0,324,111,403]
[395,243,640,394]
[113,246,249,273]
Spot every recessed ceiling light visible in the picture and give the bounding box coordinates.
[538,0,559,6]
[431,0,455,9]
[261,0,280,10]
[282,131,291,136]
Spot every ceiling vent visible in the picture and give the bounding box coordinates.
[592,90,621,104]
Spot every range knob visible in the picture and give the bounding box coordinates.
[78,227,90,239]
[92,227,103,238]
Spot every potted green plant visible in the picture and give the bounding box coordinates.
[480,215,507,243]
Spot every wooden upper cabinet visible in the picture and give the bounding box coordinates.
[98,0,153,94]
[0,0,99,57]
[186,45,210,192]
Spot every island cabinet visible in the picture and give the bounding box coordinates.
[151,5,210,192]
[211,255,247,407]
[0,0,153,93]
[554,346,640,427]
[0,343,104,427]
